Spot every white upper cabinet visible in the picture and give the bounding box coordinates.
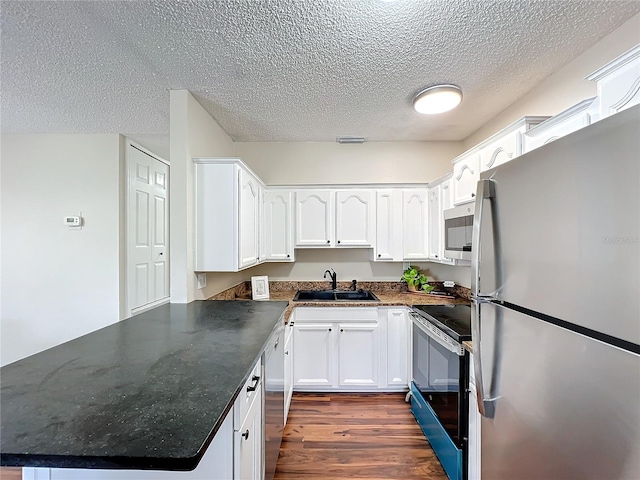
[238,168,260,269]
[402,189,429,260]
[194,158,265,272]
[295,190,334,247]
[452,153,480,206]
[587,44,640,120]
[295,189,374,248]
[426,175,455,264]
[373,189,403,261]
[478,116,548,172]
[264,189,294,262]
[523,98,598,153]
[335,190,375,247]
[427,184,442,261]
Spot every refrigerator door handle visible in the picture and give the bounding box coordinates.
[471,178,497,299]
[471,179,501,418]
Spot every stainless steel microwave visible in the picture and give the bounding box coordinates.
[443,203,474,261]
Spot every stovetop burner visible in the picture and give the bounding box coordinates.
[412,304,472,341]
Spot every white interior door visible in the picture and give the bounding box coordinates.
[127,143,169,315]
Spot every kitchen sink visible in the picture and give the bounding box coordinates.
[293,290,380,302]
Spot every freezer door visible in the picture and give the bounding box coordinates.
[476,301,640,480]
[474,105,640,344]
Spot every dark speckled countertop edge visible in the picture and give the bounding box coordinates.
[0,301,289,471]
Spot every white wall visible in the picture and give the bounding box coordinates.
[250,249,470,287]
[235,141,463,185]
[464,13,640,148]
[169,90,253,301]
[1,134,125,365]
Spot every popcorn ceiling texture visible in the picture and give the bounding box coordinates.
[2,1,639,143]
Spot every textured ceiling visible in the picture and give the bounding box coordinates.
[2,0,640,147]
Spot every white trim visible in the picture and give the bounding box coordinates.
[130,297,170,316]
[451,116,549,164]
[586,44,640,81]
[22,468,51,480]
[524,97,597,136]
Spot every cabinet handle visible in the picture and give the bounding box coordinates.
[274,340,279,349]
[471,193,476,197]
[242,429,249,440]
[328,328,332,332]
[285,350,289,355]
[287,254,290,258]
[246,375,260,392]
[340,329,344,332]
[327,240,330,244]
[337,240,341,244]
[377,254,381,258]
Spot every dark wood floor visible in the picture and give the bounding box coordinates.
[0,468,21,480]
[275,392,447,480]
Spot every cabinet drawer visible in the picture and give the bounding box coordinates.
[294,307,378,322]
[235,360,262,428]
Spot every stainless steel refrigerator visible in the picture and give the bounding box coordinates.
[471,105,640,479]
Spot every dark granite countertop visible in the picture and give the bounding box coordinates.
[0,300,288,471]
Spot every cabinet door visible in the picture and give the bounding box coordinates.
[293,323,334,387]
[239,168,259,268]
[402,189,429,260]
[337,323,379,387]
[386,309,409,387]
[265,190,294,261]
[439,180,455,265]
[452,154,480,205]
[295,190,334,247]
[258,185,267,263]
[235,386,263,480]
[427,185,441,261]
[284,323,294,422]
[374,189,402,261]
[335,190,374,246]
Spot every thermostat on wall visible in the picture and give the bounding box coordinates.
[64,216,83,227]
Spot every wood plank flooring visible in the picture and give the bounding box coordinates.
[275,393,448,480]
[0,467,21,480]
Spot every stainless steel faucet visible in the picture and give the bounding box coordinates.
[324,269,337,290]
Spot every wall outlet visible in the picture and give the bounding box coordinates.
[444,281,455,288]
[196,273,207,289]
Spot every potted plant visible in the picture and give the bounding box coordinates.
[401,265,435,293]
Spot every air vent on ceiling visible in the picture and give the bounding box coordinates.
[336,136,366,144]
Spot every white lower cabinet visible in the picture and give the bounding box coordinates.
[385,308,410,387]
[293,322,335,388]
[337,322,379,387]
[293,307,408,392]
[468,353,481,480]
[31,414,235,480]
[234,382,263,480]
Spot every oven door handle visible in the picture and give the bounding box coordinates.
[410,313,463,356]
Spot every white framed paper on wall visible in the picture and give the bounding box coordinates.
[251,276,270,300]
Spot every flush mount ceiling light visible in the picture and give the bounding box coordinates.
[413,85,463,114]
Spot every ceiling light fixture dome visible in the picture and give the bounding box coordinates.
[413,84,463,114]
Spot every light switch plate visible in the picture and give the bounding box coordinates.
[197,273,207,289]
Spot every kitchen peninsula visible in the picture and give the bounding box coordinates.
[0,301,288,472]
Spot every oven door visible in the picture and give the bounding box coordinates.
[411,314,467,447]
